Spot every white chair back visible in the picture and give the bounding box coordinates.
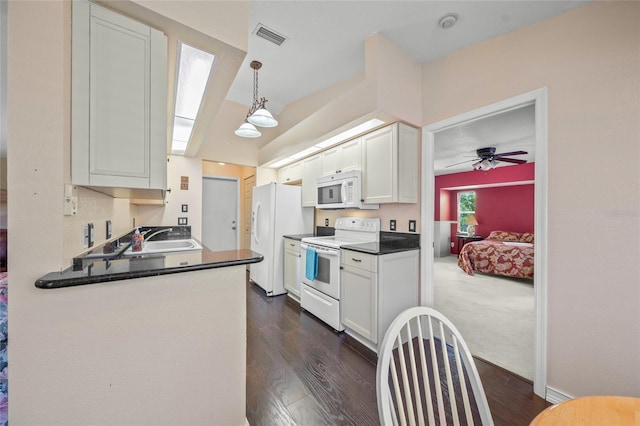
[376,306,494,426]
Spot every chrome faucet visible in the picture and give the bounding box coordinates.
[143,228,173,242]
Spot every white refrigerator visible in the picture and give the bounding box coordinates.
[250,183,314,296]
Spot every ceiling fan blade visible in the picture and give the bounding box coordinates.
[495,150,528,157]
[496,157,527,164]
[445,158,479,168]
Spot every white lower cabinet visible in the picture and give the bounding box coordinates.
[340,248,419,352]
[283,237,302,299]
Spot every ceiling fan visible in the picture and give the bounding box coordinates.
[446,147,528,171]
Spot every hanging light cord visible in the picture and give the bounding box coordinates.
[245,60,267,119]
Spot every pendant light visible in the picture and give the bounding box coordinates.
[234,60,278,138]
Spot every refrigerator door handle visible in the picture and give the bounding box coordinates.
[252,202,261,245]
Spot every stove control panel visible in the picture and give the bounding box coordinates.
[335,217,380,233]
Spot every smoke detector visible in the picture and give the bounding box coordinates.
[438,14,458,29]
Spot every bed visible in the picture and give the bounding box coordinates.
[457,230,534,279]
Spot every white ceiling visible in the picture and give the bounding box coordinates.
[434,103,536,175]
[226,0,588,115]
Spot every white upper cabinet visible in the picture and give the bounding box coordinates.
[320,137,362,176]
[362,123,418,204]
[301,155,322,207]
[72,0,167,190]
[277,161,303,184]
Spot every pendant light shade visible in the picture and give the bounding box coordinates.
[248,108,278,128]
[234,122,261,138]
[235,60,278,138]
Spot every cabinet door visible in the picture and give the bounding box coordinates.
[320,147,340,176]
[278,162,302,184]
[397,123,419,203]
[301,155,322,207]
[339,138,362,173]
[283,244,300,297]
[362,124,397,203]
[341,264,377,343]
[72,1,167,189]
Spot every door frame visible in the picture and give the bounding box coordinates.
[420,87,548,398]
[202,175,241,250]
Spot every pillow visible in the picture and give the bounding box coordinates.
[520,232,535,244]
[487,230,522,242]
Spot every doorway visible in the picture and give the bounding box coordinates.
[420,88,548,397]
[202,176,240,251]
[243,175,256,250]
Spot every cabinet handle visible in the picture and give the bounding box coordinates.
[352,258,362,262]
[290,243,295,247]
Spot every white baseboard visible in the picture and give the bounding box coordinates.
[546,386,572,404]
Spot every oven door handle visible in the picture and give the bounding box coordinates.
[300,243,340,256]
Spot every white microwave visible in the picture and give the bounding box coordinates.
[316,170,379,210]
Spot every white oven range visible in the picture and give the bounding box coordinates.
[300,217,380,331]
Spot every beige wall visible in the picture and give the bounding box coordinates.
[421,1,640,397]
[137,155,204,239]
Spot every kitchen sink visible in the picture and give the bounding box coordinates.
[124,239,203,255]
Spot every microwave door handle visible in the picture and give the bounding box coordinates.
[341,182,347,203]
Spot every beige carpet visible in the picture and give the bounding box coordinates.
[433,256,534,380]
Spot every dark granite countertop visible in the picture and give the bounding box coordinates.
[36,227,263,289]
[341,232,420,255]
[282,234,314,241]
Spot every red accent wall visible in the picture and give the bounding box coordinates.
[435,163,535,254]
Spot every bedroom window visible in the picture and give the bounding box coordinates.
[458,191,476,234]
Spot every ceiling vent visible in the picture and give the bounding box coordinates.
[253,24,287,46]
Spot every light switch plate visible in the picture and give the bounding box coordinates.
[409,220,416,232]
[178,217,188,225]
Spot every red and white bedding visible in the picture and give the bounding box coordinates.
[457,231,534,279]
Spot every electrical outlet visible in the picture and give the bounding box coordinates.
[181,204,188,213]
[325,218,329,226]
[88,223,94,247]
[83,223,94,248]
[83,224,89,248]
[390,220,396,231]
[409,220,416,233]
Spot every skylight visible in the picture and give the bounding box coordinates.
[268,118,385,168]
[171,42,216,155]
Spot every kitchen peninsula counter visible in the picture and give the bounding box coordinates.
[36,247,262,289]
[28,230,258,424]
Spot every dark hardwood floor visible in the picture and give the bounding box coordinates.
[246,280,550,425]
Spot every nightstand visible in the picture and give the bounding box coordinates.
[456,235,484,256]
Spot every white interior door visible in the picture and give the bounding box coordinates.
[202,176,239,251]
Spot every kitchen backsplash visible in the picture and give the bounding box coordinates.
[314,203,420,233]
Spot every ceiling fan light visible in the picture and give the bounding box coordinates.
[479,159,493,171]
[248,108,278,127]
[234,122,262,138]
